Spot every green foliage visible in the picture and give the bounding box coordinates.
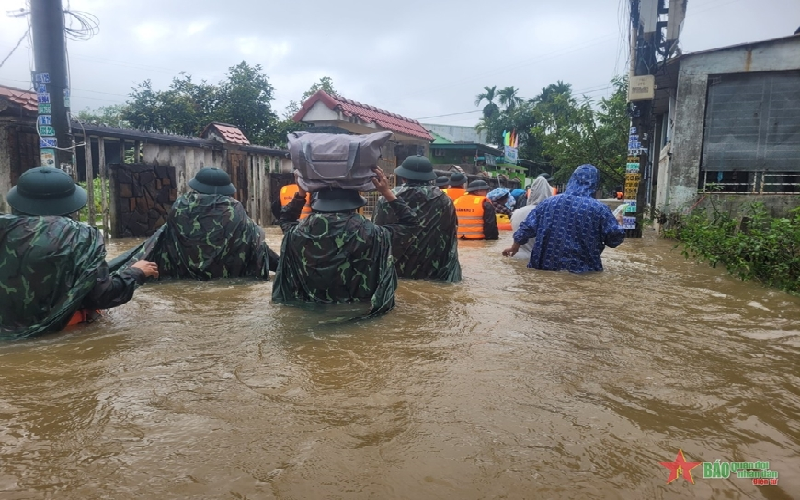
[665,202,800,294]
[474,86,499,119]
[76,178,109,225]
[530,77,628,189]
[474,77,629,192]
[283,76,338,119]
[75,104,128,127]
[120,62,280,146]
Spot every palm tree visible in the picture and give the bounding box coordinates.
[497,86,522,111]
[474,85,499,119]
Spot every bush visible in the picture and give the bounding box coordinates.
[664,201,800,294]
[76,178,109,225]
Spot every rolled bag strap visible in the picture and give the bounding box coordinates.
[67,309,101,326]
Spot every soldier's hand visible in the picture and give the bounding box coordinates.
[293,171,307,197]
[371,167,394,200]
[132,260,159,278]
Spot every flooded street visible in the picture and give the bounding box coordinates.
[1,227,799,499]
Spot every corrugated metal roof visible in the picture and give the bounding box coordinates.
[0,85,38,113]
[293,90,433,141]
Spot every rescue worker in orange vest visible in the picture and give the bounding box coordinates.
[279,183,312,219]
[444,173,467,202]
[453,179,499,240]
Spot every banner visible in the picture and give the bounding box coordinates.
[503,146,518,164]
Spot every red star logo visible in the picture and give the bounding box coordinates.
[660,449,702,484]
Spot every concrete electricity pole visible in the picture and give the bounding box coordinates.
[29,0,74,175]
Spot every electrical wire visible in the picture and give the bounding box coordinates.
[63,10,98,41]
[0,28,29,69]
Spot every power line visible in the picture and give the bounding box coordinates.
[403,32,620,99]
[414,109,482,120]
[0,28,30,69]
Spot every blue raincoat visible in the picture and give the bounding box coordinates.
[512,164,624,273]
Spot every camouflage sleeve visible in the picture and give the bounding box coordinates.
[267,245,280,272]
[483,200,499,240]
[279,196,306,234]
[82,262,145,310]
[378,199,418,236]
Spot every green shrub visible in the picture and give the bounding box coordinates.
[664,201,800,294]
[76,178,109,225]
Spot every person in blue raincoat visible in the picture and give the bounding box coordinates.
[501,164,624,273]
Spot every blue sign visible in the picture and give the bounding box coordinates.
[38,115,52,125]
[34,73,51,84]
[622,216,636,230]
[37,93,51,104]
[503,146,519,164]
[40,138,57,148]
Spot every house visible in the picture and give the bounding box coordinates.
[0,84,290,232]
[292,90,433,173]
[428,130,503,175]
[422,123,488,145]
[651,34,800,217]
[0,85,39,214]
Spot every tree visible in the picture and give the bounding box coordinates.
[474,85,499,119]
[121,62,280,146]
[74,104,128,127]
[215,61,278,145]
[497,86,522,111]
[123,75,218,136]
[530,77,629,191]
[283,76,338,119]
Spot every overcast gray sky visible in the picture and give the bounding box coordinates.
[1,0,798,128]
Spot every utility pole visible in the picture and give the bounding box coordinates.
[624,0,660,238]
[29,0,74,175]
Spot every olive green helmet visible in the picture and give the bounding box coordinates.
[6,167,87,216]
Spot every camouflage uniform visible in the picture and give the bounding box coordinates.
[272,195,417,319]
[0,215,144,339]
[110,193,278,280]
[373,185,462,282]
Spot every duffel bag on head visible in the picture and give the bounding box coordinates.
[288,130,393,191]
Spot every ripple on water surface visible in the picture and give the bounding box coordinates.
[0,229,799,499]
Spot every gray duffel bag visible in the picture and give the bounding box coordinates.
[287,130,393,192]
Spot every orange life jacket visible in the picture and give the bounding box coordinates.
[280,184,312,219]
[552,186,558,196]
[454,195,488,239]
[67,309,100,326]
[446,187,466,202]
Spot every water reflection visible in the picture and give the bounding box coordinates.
[0,227,798,499]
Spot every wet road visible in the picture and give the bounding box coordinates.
[1,227,799,499]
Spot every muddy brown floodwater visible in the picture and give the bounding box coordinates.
[1,227,799,499]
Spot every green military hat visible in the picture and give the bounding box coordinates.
[435,176,450,187]
[394,155,436,181]
[449,172,467,187]
[466,179,491,192]
[188,167,236,196]
[6,166,87,216]
[312,188,367,213]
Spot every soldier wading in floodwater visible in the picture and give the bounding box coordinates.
[0,167,158,339]
[373,155,461,282]
[272,167,418,319]
[110,167,279,280]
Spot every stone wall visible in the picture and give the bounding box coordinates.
[112,163,177,237]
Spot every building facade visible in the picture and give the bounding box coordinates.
[652,35,800,217]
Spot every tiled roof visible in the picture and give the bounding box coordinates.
[201,122,250,145]
[293,90,433,141]
[0,85,38,113]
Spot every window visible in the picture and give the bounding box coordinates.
[433,149,445,157]
[702,71,800,173]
